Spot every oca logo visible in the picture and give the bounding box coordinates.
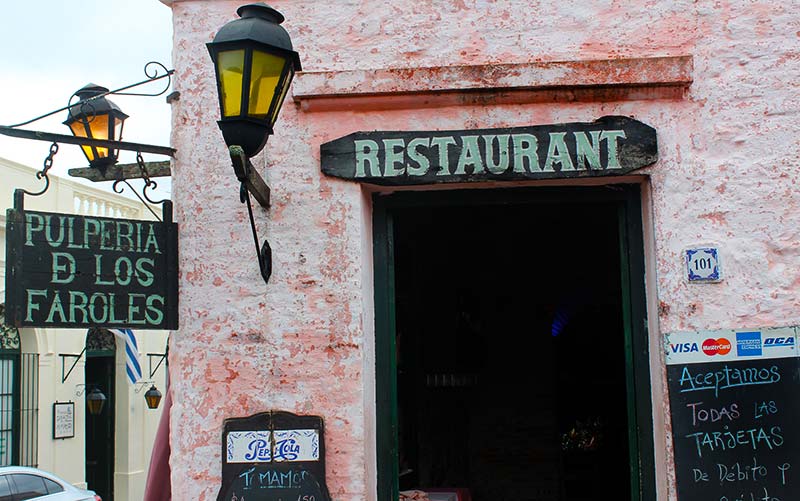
[702,338,732,356]
[765,337,795,348]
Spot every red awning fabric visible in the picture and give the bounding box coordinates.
[143,386,171,501]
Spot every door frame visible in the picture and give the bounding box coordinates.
[372,183,655,500]
[85,342,116,501]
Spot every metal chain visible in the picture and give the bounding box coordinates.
[110,152,165,220]
[21,142,58,197]
[39,142,59,179]
[136,152,152,185]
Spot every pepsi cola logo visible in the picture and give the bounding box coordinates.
[702,338,732,356]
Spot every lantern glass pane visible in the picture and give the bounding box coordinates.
[269,71,293,126]
[68,121,89,139]
[68,121,96,161]
[86,396,105,416]
[248,50,287,118]
[146,394,161,409]
[87,114,111,159]
[218,50,245,117]
[114,116,124,142]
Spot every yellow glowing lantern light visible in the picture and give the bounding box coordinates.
[207,3,302,158]
[63,84,128,171]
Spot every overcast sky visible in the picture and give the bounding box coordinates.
[0,0,174,198]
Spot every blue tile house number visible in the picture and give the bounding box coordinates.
[686,247,721,282]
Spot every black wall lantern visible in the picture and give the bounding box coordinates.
[85,387,107,416]
[64,84,129,172]
[207,3,302,285]
[144,385,163,410]
[207,3,301,159]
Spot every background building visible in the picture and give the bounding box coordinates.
[0,156,169,501]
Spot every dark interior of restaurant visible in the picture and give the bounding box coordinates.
[393,199,632,501]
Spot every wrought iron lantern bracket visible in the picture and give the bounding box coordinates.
[60,348,87,384]
[0,62,177,194]
[147,352,168,379]
[230,146,272,284]
[134,380,157,393]
[230,145,271,208]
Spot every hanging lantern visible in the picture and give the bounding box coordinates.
[144,385,163,410]
[63,83,128,171]
[86,387,107,416]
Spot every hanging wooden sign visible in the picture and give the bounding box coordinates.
[320,115,657,185]
[217,411,331,501]
[4,196,178,330]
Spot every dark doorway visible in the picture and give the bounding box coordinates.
[85,329,116,501]
[374,186,654,501]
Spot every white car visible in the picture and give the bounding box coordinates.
[0,467,100,501]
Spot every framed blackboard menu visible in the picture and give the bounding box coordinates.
[217,411,331,501]
[666,326,800,501]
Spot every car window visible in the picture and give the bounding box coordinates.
[0,476,13,501]
[42,479,62,495]
[9,474,47,500]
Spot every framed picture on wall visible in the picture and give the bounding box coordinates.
[53,402,74,440]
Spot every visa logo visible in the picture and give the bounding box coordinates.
[670,343,699,353]
[764,337,795,347]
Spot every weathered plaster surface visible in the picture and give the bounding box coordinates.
[168,1,800,500]
[292,56,693,100]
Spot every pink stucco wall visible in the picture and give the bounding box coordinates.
[166,1,800,499]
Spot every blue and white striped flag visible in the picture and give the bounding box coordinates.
[109,329,143,384]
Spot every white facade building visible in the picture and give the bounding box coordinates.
[0,156,168,501]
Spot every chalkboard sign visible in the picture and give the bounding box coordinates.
[320,115,657,186]
[666,327,800,501]
[4,196,178,330]
[217,411,331,501]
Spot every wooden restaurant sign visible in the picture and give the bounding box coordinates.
[321,115,657,185]
[4,202,178,330]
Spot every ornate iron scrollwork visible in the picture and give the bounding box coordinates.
[0,305,21,351]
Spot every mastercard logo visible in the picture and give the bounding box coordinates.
[702,338,732,356]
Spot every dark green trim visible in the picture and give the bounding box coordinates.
[86,350,115,358]
[372,184,655,500]
[618,185,656,500]
[373,200,399,500]
[618,201,640,497]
